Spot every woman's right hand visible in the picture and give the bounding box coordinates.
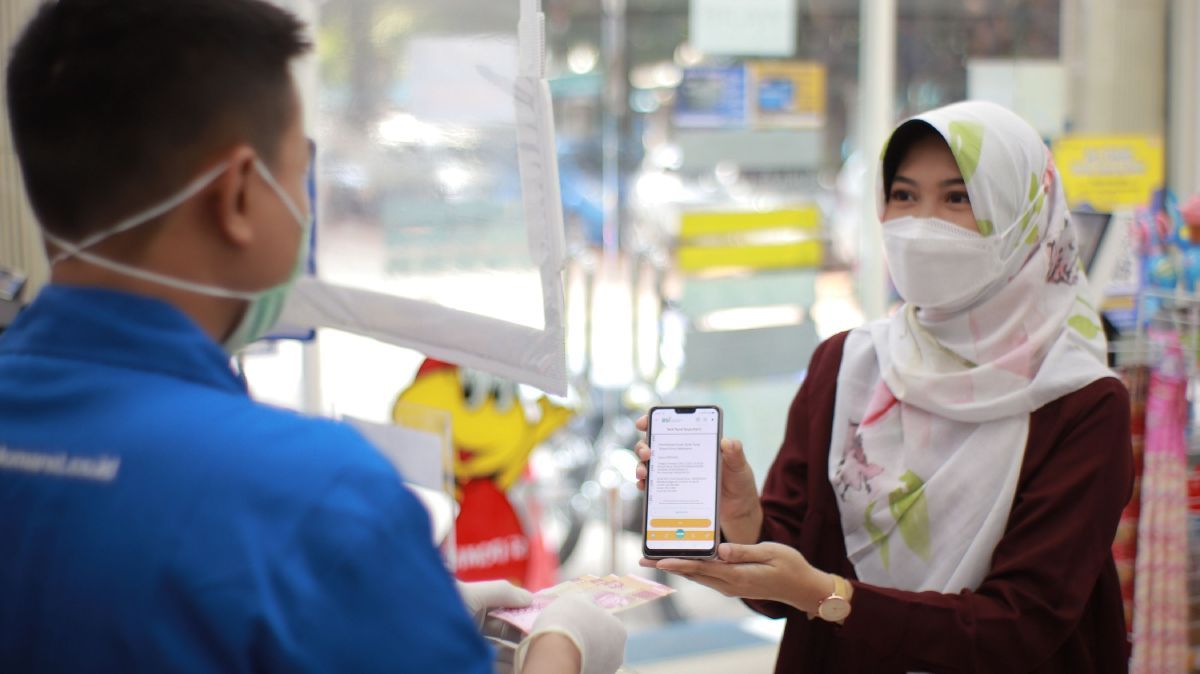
[634,414,764,545]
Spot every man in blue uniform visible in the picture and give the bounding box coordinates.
[0,1,625,673]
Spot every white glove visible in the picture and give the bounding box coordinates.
[457,580,534,619]
[514,595,627,674]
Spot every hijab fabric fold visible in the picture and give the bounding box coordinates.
[830,101,1113,593]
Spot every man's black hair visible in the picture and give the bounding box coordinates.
[6,0,311,239]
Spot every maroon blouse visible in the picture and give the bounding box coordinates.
[744,331,1133,673]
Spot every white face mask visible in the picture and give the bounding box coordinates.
[881,216,1001,313]
[43,159,312,354]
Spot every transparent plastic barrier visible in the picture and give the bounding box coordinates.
[281,0,568,393]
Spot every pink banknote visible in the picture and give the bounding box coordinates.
[489,574,675,633]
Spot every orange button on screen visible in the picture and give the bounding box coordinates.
[649,519,713,528]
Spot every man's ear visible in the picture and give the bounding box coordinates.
[210,145,259,248]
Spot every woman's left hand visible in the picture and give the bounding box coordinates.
[642,542,835,615]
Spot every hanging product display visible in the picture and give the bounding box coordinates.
[1131,331,1190,673]
[1113,364,1148,636]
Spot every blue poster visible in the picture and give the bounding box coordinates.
[673,65,748,129]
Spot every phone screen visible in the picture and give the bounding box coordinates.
[643,406,721,557]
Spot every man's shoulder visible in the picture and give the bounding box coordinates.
[169,408,426,575]
[121,391,404,512]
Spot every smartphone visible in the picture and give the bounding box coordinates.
[642,405,722,559]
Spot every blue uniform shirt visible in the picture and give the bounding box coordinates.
[0,285,493,673]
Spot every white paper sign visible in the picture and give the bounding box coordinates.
[967,59,1066,139]
[343,415,445,491]
[690,0,797,57]
[406,36,519,126]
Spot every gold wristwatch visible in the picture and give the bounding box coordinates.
[816,575,852,623]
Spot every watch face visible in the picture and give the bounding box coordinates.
[819,597,851,622]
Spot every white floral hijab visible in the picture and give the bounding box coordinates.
[829,101,1113,593]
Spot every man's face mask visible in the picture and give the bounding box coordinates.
[43,158,312,354]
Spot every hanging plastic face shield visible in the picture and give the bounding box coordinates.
[277,0,571,395]
[41,157,313,353]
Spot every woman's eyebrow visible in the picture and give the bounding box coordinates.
[892,175,964,188]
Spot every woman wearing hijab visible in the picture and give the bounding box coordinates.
[636,100,1132,673]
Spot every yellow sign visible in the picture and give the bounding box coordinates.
[749,61,826,128]
[676,206,824,273]
[679,207,819,239]
[677,241,822,273]
[1052,135,1163,212]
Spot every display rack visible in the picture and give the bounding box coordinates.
[1121,288,1200,672]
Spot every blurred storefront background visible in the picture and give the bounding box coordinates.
[2,0,1198,670]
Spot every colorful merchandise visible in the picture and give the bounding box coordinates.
[1131,330,1190,673]
[1187,464,1200,666]
[1114,365,1149,635]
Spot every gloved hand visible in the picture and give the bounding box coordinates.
[514,595,627,674]
[457,580,533,620]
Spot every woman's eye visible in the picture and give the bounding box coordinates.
[947,191,971,205]
[889,189,914,202]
